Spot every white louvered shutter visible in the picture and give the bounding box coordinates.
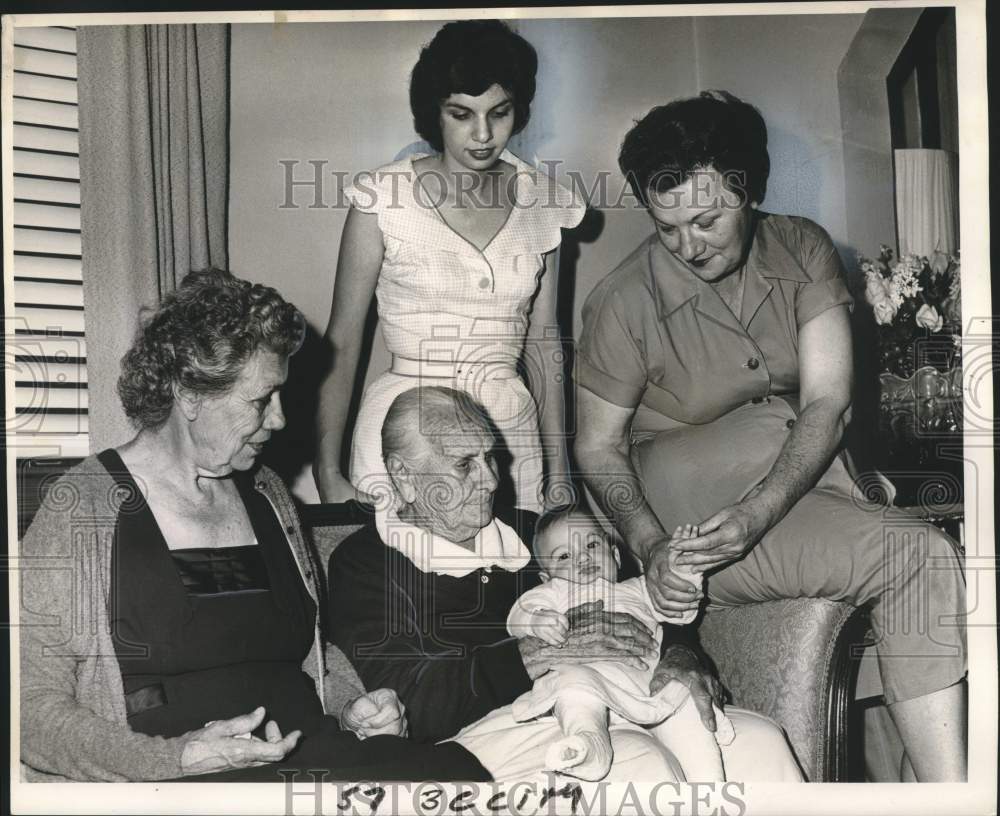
[10,26,88,456]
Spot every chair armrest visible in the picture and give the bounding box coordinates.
[699,598,868,781]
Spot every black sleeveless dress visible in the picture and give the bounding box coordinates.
[100,449,488,781]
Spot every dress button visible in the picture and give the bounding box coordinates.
[747,357,760,370]
[481,573,490,584]
[478,277,491,289]
[786,418,796,429]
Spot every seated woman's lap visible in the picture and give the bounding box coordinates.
[452,708,683,783]
[704,488,966,703]
[451,705,801,782]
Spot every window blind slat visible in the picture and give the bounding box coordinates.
[12,413,90,436]
[12,98,79,130]
[10,334,88,359]
[14,280,84,308]
[13,123,79,155]
[12,360,88,385]
[13,228,81,256]
[12,151,79,181]
[12,27,77,53]
[16,385,89,410]
[13,177,80,206]
[14,306,86,335]
[13,255,82,281]
[13,73,78,105]
[13,201,81,231]
[13,46,77,79]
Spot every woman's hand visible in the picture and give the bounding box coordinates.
[643,538,704,618]
[650,645,725,733]
[518,600,659,679]
[529,609,569,646]
[341,688,408,739]
[318,472,376,505]
[180,707,301,776]
[672,495,775,571]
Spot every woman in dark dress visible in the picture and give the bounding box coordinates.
[18,269,487,782]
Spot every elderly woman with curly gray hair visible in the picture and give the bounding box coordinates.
[19,268,489,782]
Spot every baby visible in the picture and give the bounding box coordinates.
[507,506,733,782]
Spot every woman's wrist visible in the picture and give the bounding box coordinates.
[517,636,551,680]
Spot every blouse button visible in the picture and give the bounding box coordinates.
[747,357,760,370]
[786,418,796,429]
[481,573,490,584]
[478,277,491,290]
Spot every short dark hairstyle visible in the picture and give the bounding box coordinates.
[409,19,537,152]
[618,90,770,208]
[118,268,305,430]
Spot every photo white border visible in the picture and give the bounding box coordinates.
[3,1,994,814]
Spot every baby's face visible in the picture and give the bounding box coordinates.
[536,517,620,584]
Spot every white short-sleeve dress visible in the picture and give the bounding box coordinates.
[344,151,585,511]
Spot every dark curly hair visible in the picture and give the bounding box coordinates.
[409,20,537,152]
[118,268,305,430]
[619,90,770,208]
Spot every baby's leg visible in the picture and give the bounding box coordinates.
[547,692,615,782]
[650,691,726,782]
[669,525,705,625]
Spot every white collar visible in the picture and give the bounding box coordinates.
[375,506,531,578]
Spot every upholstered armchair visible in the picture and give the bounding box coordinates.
[305,505,870,783]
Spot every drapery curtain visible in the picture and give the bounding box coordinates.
[78,24,229,452]
[894,148,959,257]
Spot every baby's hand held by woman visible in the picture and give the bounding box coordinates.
[672,499,773,570]
[643,539,704,618]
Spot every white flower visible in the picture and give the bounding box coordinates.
[865,270,898,324]
[915,304,944,332]
[889,255,922,304]
[873,299,897,325]
[864,271,889,305]
[929,250,951,278]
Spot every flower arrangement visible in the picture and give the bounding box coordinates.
[860,246,961,378]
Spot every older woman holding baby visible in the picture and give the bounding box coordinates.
[574,91,967,781]
[329,385,802,782]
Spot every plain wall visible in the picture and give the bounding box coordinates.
[228,13,864,501]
